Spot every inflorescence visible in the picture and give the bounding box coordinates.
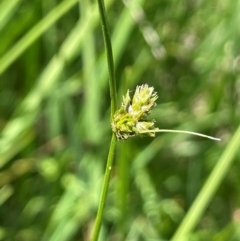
[111,84,159,140]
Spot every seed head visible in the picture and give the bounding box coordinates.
[111,84,159,140]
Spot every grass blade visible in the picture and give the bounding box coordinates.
[0,0,78,74]
[171,125,240,241]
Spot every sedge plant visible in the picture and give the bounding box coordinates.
[91,1,220,241]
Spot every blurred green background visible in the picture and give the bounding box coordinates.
[0,0,240,240]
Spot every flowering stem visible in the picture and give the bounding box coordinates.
[91,0,118,241]
[97,0,117,118]
[91,134,117,241]
[139,129,220,141]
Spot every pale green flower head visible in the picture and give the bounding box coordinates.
[111,84,159,140]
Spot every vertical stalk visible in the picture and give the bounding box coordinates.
[97,0,117,119]
[91,134,116,241]
[91,0,118,240]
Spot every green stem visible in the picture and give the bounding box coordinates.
[91,0,118,240]
[97,0,117,118]
[91,134,117,241]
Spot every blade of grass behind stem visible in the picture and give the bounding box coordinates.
[0,0,79,74]
[80,0,100,143]
[0,0,21,30]
[117,141,130,236]
[171,124,240,241]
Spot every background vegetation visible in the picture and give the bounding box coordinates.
[0,0,240,240]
